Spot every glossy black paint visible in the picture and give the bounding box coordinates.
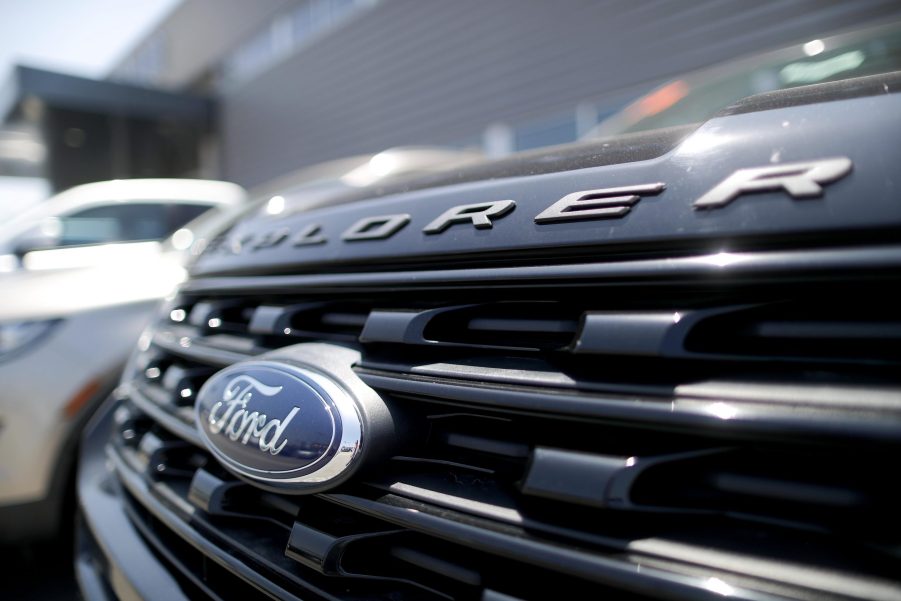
[193,87,901,277]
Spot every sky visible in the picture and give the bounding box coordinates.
[0,0,182,82]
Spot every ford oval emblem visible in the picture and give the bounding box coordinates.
[195,356,365,492]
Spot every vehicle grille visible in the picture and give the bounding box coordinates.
[106,245,901,601]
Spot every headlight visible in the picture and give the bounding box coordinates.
[0,319,59,362]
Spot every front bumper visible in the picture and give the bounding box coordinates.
[76,400,191,601]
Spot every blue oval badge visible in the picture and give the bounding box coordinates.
[195,360,363,490]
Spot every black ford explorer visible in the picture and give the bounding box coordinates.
[76,26,901,601]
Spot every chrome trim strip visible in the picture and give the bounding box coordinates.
[184,244,901,294]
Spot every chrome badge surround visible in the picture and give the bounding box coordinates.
[195,354,365,492]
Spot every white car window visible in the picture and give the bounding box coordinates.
[55,203,209,247]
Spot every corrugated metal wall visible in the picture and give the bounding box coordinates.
[112,0,299,89]
[221,0,901,189]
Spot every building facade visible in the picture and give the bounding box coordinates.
[26,0,901,192]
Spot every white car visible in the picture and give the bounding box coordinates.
[0,178,246,542]
[0,178,245,273]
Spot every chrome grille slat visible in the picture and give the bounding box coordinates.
[357,370,901,442]
[127,385,204,447]
[108,447,315,601]
[108,436,802,601]
[151,330,253,367]
[183,244,901,294]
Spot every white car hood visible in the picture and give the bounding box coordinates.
[0,246,186,322]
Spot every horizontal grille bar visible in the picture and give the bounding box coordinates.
[183,244,901,294]
[109,427,847,601]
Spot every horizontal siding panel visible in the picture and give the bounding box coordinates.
[222,0,901,188]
